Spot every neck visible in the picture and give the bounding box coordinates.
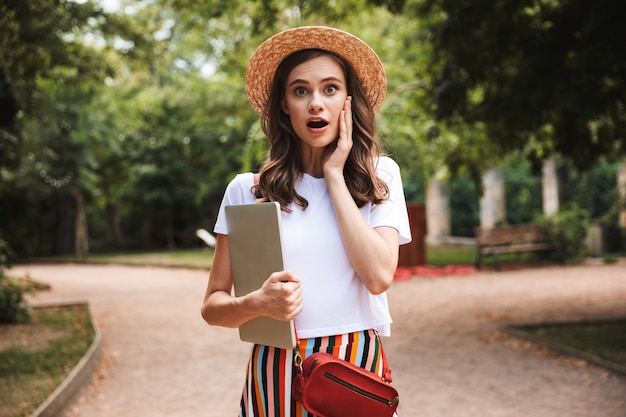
[300,147,326,178]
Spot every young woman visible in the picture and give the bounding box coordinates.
[201,26,411,416]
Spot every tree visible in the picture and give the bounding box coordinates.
[0,0,142,256]
[97,0,259,248]
[377,0,626,171]
[0,0,116,175]
[5,0,512,255]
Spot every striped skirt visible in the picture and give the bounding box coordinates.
[238,329,386,417]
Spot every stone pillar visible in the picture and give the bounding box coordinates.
[479,166,506,228]
[542,158,559,215]
[425,177,450,244]
[618,159,626,230]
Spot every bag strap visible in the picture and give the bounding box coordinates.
[379,340,393,383]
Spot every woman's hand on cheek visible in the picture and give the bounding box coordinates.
[323,96,353,178]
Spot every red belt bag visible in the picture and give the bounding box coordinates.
[291,334,399,417]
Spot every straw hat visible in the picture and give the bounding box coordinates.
[245,26,387,116]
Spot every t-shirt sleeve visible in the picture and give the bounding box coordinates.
[371,157,412,245]
[213,173,256,235]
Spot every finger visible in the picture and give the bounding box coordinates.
[338,101,352,149]
[344,96,353,140]
[339,109,347,141]
[270,270,299,284]
[281,278,302,296]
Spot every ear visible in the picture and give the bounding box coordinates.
[281,99,290,115]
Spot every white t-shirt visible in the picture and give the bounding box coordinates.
[214,156,412,339]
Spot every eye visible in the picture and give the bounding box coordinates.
[324,85,337,94]
[294,87,307,96]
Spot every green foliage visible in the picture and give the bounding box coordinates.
[0,0,114,179]
[560,161,621,219]
[449,172,479,237]
[2,0,625,258]
[503,157,543,225]
[401,0,626,170]
[0,239,34,324]
[557,160,625,252]
[0,0,130,257]
[0,277,34,324]
[536,204,590,262]
[0,239,12,278]
[374,8,497,187]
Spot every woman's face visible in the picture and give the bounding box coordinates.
[282,55,348,151]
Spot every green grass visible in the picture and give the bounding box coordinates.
[427,245,476,266]
[35,244,475,270]
[87,248,214,269]
[516,321,626,369]
[23,244,558,271]
[426,244,562,269]
[28,245,468,270]
[0,304,95,417]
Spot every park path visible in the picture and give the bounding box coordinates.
[14,261,626,417]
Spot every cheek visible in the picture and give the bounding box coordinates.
[331,100,346,119]
[286,112,303,134]
[287,103,307,122]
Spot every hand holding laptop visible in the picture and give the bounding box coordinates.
[249,270,303,322]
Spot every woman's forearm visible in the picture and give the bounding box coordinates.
[325,171,399,294]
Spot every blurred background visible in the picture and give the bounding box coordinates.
[1,0,625,260]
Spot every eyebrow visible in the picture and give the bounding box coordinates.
[288,76,344,87]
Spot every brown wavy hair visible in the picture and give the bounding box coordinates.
[254,49,388,212]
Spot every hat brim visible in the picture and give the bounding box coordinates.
[245,26,387,117]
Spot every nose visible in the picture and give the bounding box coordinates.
[308,92,324,113]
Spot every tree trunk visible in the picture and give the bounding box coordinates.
[74,189,89,260]
[166,206,175,250]
[55,193,75,255]
[105,202,122,243]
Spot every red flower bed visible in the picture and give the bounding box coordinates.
[394,265,477,280]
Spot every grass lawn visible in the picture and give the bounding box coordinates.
[427,244,476,266]
[0,304,95,417]
[512,320,626,371]
[86,248,215,269]
[33,244,478,269]
[27,242,564,270]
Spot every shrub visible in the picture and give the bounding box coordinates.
[536,204,590,263]
[0,239,34,323]
[597,180,626,253]
[449,173,479,237]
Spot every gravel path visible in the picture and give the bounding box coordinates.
[14,261,626,417]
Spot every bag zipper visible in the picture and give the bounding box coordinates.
[323,371,399,406]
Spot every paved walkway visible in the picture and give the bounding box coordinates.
[14,261,626,417]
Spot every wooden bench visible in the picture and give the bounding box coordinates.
[475,224,561,270]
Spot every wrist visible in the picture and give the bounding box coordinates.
[234,292,259,317]
[323,167,346,185]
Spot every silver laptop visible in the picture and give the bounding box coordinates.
[225,202,297,349]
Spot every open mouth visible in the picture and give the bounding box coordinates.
[307,120,329,129]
